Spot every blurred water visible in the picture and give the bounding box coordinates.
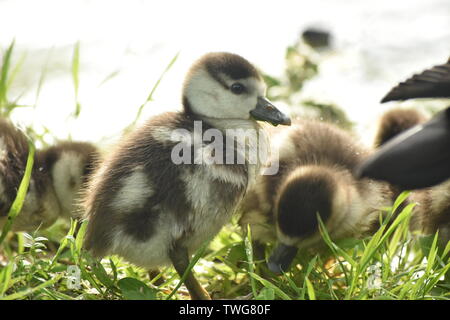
[0,0,449,146]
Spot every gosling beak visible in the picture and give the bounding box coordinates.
[356,107,450,189]
[250,97,291,126]
[267,243,298,274]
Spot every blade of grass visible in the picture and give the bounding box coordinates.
[17,232,25,254]
[248,272,292,300]
[301,255,318,299]
[6,52,26,93]
[129,52,179,128]
[423,263,450,294]
[98,70,120,87]
[358,203,415,275]
[244,224,258,298]
[71,41,81,118]
[0,274,63,300]
[317,215,356,267]
[0,40,15,111]
[0,262,14,295]
[49,219,78,268]
[425,232,439,275]
[305,277,316,300]
[392,191,410,215]
[33,47,53,109]
[0,139,35,246]
[165,238,210,300]
[73,219,88,264]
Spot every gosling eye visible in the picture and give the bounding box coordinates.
[230,83,246,95]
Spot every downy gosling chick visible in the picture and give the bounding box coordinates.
[374,108,428,202]
[0,118,99,231]
[0,118,59,231]
[39,141,99,219]
[239,120,391,274]
[375,109,450,244]
[83,52,291,300]
[358,56,450,189]
[374,108,427,148]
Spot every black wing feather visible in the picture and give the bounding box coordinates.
[381,59,450,103]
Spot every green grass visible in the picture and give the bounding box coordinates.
[0,195,449,300]
[0,40,30,117]
[0,41,449,300]
[126,51,180,132]
[0,139,35,246]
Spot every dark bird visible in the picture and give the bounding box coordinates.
[372,109,450,245]
[371,108,427,209]
[83,52,291,300]
[357,56,450,190]
[239,120,391,274]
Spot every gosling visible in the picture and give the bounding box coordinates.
[0,119,99,231]
[83,52,291,300]
[239,119,391,274]
[374,108,450,244]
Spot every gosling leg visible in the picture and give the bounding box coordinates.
[169,244,211,300]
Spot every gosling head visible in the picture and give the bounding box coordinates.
[374,108,427,147]
[268,166,342,274]
[39,141,99,217]
[182,52,291,126]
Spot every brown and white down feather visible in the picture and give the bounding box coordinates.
[83,52,290,276]
[239,119,392,272]
[0,118,99,231]
[375,108,450,244]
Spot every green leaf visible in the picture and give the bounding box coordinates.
[419,234,435,258]
[118,277,157,300]
[392,191,411,214]
[248,272,291,300]
[1,274,63,300]
[75,220,88,254]
[226,243,246,266]
[255,287,275,300]
[0,262,14,295]
[305,277,316,300]
[89,259,115,289]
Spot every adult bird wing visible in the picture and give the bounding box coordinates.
[381,58,450,103]
[356,107,450,189]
